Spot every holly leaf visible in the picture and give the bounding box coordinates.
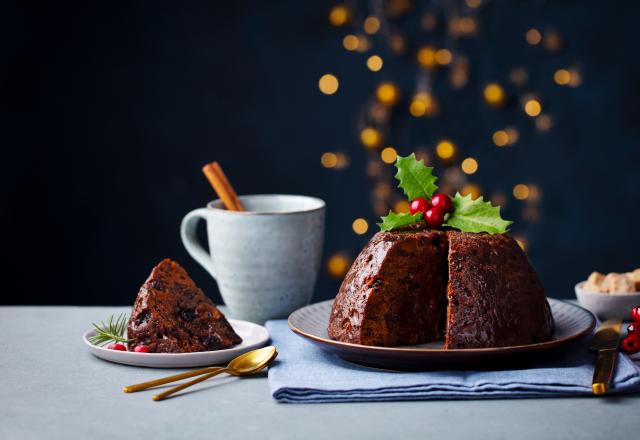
[443,192,512,234]
[394,153,438,201]
[378,211,423,232]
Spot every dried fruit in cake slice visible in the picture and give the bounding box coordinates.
[127,259,242,353]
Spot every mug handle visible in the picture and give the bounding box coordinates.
[180,208,216,278]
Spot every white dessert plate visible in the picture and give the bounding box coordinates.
[83,319,269,368]
[289,298,596,370]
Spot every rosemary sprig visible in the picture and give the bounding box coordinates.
[89,313,133,346]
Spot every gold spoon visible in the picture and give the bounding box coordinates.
[151,346,277,401]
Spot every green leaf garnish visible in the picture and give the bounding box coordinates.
[443,192,512,234]
[394,153,438,201]
[89,313,133,346]
[378,211,424,232]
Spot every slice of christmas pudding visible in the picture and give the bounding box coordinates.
[127,259,242,352]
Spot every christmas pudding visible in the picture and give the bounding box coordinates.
[327,154,554,349]
[127,259,242,352]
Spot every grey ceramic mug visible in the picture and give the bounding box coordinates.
[180,194,325,323]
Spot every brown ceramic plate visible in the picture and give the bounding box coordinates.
[288,298,596,370]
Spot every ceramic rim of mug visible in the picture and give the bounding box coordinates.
[206,194,326,216]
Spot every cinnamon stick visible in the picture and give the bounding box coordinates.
[201,162,245,211]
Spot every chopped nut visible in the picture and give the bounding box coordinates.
[583,271,606,293]
[602,273,636,294]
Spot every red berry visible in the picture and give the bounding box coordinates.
[410,198,431,215]
[424,208,445,228]
[107,343,127,351]
[620,335,640,354]
[431,193,453,214]
[134,345,150,353]
[628,323,638,335]
[631,306,640,323]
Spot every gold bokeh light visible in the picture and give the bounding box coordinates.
[536,114,553,132]
[380,147,397,164]
[524,99,542,117]
[483,83,506,107]
[435,49,453,65]
[510,67,528,87]
[367,161,382,177]
[360,127,382,149]
[376,82,400,106]
[321,152,337,168]
[450,58,469,89]
[389,34,406,54]
[505,127,519,144]
[342,34,359,51]
[318,74,339,95]
[327,253,350,278]
[421,13,437,31]
[436,140,456,160]
[329,5,350,26]
[409,92,436,117]
[394,200,410,213]
[356,35,371,53]
[528,185,542,202]
[492,130,509,147]
[417,46,437,68]
[409,99,426,117]
[454,17,477,36]
[352,218,369,235]
[568,69,582,87]
[513,184,530,200]
[366,55,384,72]
[544,30,563,52]
[461,184,481,200]
[526,28,542,45]
[364,16,381,34]
[493,128,519,146]
[374,182,392,199]
[554,69,571,85]
[334,152,349,169]
[461,157,478,175]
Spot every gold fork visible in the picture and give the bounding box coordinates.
[123,366,223,393]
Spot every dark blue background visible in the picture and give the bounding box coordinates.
[3,1,639,305]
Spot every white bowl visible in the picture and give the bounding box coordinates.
[575,281,640,320]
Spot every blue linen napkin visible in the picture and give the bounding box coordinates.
[266,320,640,404]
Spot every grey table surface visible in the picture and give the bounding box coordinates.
[2,306,639,440]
